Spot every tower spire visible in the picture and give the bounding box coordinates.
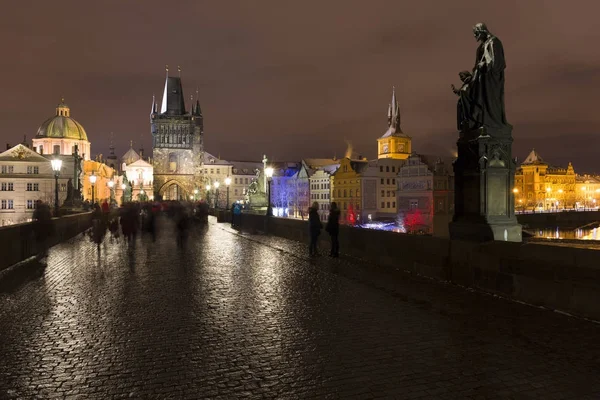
[109,132,115,155]
[389,86,401,132]
[151,94,156,115]
[178,65,181,77]
[165,64,169,76]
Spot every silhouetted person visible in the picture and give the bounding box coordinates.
[326,202,340,258]
[32,200,53,262]
[91,204,107,252]
[308,202,322,256]
[175,204,190,249]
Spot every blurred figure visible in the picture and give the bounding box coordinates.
[101,199,110,214]
[142,203,157,242]
[232,202,242,229]
[308,201,322,256]
[32,200,53,262]
[325,202,340,258]
[120,203,139,245]
[91,203,107,252]
[174,203,190,249]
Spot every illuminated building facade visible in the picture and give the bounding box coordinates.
[377,87,411,161]
[151,71,204,200]
[330,157,377,224]
[514,149,576,211]
[396,153,454,236]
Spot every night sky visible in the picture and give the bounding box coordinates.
[2,1,599,172]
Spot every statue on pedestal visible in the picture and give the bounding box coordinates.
[449,23,521,243]
[452,23,511,133]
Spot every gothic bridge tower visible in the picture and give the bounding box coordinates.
[151,67,204,200]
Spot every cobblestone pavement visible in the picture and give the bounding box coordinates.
[1,217,600,399]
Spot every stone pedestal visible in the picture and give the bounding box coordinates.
[449,126,522,242]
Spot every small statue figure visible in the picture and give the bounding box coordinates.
[451,70,479,131]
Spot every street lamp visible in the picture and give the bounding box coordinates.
[265,167,274,216]
[89,172,97,204]
[214,181,220,209]
[51,159,62,216]
[225,177,231,209]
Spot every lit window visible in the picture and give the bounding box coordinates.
[27,200,34,209]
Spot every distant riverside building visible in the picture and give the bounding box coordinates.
[396,153,454,236]
[330,157,378,224]
[306,159,339,221]
[514,149,600,211]
[32,99,91,160]
[151,71,204,200]
[377,87,411,161]
[32,99,115,204]
[0,144,69,226]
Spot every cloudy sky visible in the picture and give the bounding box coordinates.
[2,0,599,171]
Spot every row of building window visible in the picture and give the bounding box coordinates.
[311,193,330,200]
[336,189,360,198]
[379,166,397,173]
[1,183,67,192]
[1,200,14,209]
[380,178,396,185]
[234,177,250,185]
[0,166,39,174]
[381,190,395,197]
[311,183,330,190]
[381,201,397,209]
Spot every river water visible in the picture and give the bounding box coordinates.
[532,226,600,240]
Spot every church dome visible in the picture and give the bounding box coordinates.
[36,99,88,141]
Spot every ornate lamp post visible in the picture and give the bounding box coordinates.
[51,159,62,216]
[89,172,97,204]
[206,184,211,207]
[225,177,231,209]
[107,180,115,205]
[265,167,274,216]
[214,181,220,209]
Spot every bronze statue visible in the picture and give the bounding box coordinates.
[452,23,510,132]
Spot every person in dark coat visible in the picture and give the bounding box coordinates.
[308,202,322,256]
[325,202,340,258]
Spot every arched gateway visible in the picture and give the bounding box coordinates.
[158,181,188,201]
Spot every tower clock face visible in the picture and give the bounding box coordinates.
[382,143,389,153]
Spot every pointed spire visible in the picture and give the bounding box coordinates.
[130,140,133,148]
[388,86,401,132]
[190,95,195,114]
[109,132,115,156]
[165,64,169,75]
[178,65,181,77]
[151,94,156,115]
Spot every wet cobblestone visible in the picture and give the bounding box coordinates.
[0,217,599,399]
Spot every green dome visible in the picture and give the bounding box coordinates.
[36,101,88,141]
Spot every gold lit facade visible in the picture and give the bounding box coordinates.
[377,88,411,160]
[514,149,576,211]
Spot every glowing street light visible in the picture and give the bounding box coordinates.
[89,172,97,203]
[213,181,220,208]
[265,167,274,216]
[225,177,231,209]
[51,159,62,216]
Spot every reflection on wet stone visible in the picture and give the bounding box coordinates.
[0,217,599,398]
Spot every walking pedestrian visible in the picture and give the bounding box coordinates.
[325,202,340,258]
[308,202,322,256]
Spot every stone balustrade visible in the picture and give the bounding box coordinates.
[0,212,92,272]
[238,213,600,321]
